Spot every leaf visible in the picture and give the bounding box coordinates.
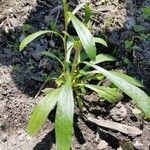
[143,7,150,17]
[27,88,61,136]
[55,74,74,150]
[93,37,107,47]
[110,71,144,87]
[91,54,116,64]
[19,30,63,51]
[83,62,150,118]
[41,51,64,67]
[133,25,145,33]
[85,84,123,103]
[83,54,116,71]
[68,12,96,61]
[84,4,91,24]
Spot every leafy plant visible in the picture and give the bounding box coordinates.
[19,1,150,150]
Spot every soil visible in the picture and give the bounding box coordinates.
[0,0,150,150]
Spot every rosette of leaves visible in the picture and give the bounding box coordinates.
[19,1,150,149]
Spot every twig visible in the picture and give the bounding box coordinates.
[87,117,142,137]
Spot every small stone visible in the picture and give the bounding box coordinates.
[31,51,41,60]
[125,17,135,30]
[19,34,26,42]
[49,40,55,48]
[110,102,127,121]
[97,140,108,150]
[133,141,143,149]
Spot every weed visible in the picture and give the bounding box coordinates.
[19,1,150,150]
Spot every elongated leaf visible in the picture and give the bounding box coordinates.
[83,54,116,71]
[85,84,123,103]
[92,54,116,64]
[111,71,144,88]
[41,51,64,67]
[20,30,63,51]
[83,62,150,118]
[93,37,107,47]
[84,4,91,24]
[55,74,74,150]
[27,88,61,135]
[68,12,96,60]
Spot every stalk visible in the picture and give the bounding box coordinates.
[63,0,70,73]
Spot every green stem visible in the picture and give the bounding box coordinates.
[63,0,69,73]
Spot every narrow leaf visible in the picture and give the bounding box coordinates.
[68,12,96,60]
[41,51,64,67]
[85,84,123,103]
[83,62,150,118]
[93,37,108,47]
[27,88,61,135]
[20,30,63,51]
[111,71,144,88]
[84,4,91,24]
[91,54,116,64]
[55,74,74,150]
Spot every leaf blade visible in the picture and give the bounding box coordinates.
[85,84,123,103]
[93,37,107,47]
[27,88,61,136]
[111,71,144,87]
[55,74,74,150]
[19,30,63,51]
[83,62,150,118]
[68,12,96,60]
[92,54,116,64]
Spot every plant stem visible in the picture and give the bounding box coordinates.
[63,0,70,73]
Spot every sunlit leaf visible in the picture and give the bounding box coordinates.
[83,54,115,71]
[91,54,116,64]
[85,84,123,103]
[27,88,61,135]
[20,30,63,51]
[93,37,107,47]
[83,62,150,118]
[111,71,144,88]
[68,12,96,60]
[55,74,74,150]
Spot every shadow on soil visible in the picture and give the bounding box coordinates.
[0,0,150,149]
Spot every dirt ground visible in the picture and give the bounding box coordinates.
[0,0,150,150]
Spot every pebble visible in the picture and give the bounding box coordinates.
[19,34,26,42]
[133,141,143,149]
[97,140,108,150]
[110,102,127,121]
[125,17,135,30]
[31,51,41,60]
[49,40,55,48]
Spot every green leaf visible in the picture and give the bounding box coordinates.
[41,51,64,68]
[19,30,63,51]
[68,12,96,61]
[133,25,145,33]
[22,24,32,32]
[143,7,150,17]
[83,62,150,118]
[55,74,74,150]
[27,88,61,136]
[93,37,108,47]
[84,4,91,24]
[110,71,144,88]
[85,84,123,103]
[91,54,116,64]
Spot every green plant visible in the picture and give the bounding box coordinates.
[19,1,150,150]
